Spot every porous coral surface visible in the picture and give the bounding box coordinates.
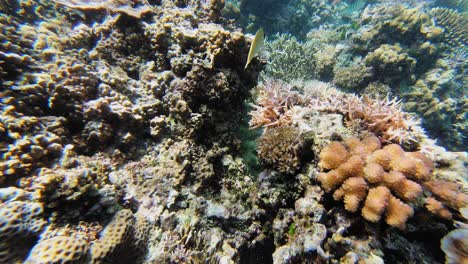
[1,0,467,263]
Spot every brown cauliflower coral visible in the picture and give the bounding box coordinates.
[317,136,434,229]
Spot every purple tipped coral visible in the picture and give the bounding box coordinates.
[249,79,303,130]
[250,80,423,145]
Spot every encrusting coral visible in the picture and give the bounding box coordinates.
[424,180,468,211]
[317,136,434,229]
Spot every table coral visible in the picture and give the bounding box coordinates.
[317,136,434,229]
[424,180,468,211]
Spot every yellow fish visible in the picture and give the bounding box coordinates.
[245,28,265,69]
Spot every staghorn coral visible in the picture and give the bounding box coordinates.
[249,79,303,129]
[261,34,317,82]
[250,80,425,145]
[317,136,433,229]
[344,96,422,145]
[256,126,304,174]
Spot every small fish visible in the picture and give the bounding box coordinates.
[244,28,265,69]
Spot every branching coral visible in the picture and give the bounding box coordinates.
[249,79,304,129]
[430,8,468,48]
[424,180,468,211]
[317,136,434,229]
[305,83,423,144]
[250,80,423,145]
[344,96,422,144]
[261,34,317,82]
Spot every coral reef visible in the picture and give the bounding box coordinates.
[256,126,304,174]
[1,0,467,263]
[430,8,468,48]
[317,136,433,229]
[254,2,467,151]
[403,58,466,151]
[332,62,372,91]
[251,80,425,145]
[249,79,303,129]
[239,0,343,39]
[261,34,317,82]
[364,44,416,85]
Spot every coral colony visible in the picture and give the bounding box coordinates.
[1,0,467,263]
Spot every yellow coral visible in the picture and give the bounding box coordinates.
[25,236,89,264]
[424,180,468,210]
[317,136,433,228]
[362,186,391,222]
[385,195,414,230]
[333,177,368,212]
[425,197,452,219]
[318,141,350,170]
